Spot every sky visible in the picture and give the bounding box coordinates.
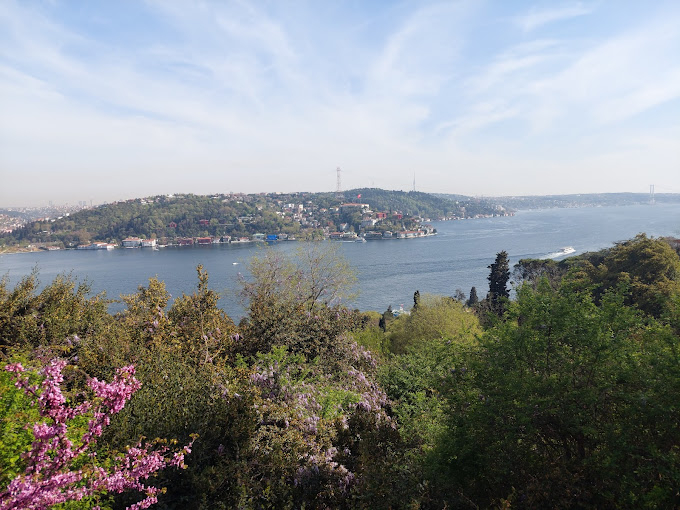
[1,0,679,206]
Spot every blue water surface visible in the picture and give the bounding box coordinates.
[1,204,679,319]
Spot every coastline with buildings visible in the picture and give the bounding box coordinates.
[3,189,510,253]
[10,188,673,256]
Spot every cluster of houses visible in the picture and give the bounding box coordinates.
[76,242,115,250]
[119,233,297,248]
[114,200,437,248]
[330,225,437,241]
[327,228,436,240]
[74,197,439,250]
[121,238,159,248]
[326,202,437,240]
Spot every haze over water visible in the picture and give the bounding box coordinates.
[1,204,679,319]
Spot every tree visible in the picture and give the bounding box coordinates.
[580,234,680,318]
[379,306,394,333]
[387,295,481,354]
[467,286,478,306]
[75,271,257,509]
[0,271,110,355]
[239,243,361,359]
[513,258,569,289]
[453,289,466,302]
[167,264,237,364]
[241,243,357,313]
[433,278,680,508]
[413,290,421,311]
[487,250,510,315]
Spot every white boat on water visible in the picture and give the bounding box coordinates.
[542,246,577,259]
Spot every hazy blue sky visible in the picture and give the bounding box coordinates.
[1,1,679,206]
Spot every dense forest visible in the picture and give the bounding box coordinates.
[1,234,679,509]
[0,190,506,249]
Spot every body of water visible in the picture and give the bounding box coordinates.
[2,204,679,319]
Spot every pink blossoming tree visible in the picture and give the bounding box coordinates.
[0,359,193,510]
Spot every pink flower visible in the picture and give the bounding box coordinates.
[1,359,193,510]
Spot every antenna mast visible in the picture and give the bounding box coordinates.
[336,167,343,199]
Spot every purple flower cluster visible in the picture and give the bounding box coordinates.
[1,359,193,510]
[245,341,398,501]
[248,355,362,495]
[345,368,393,428]
[293,448,355,492]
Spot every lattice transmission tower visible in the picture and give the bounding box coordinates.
[336,167,344,199]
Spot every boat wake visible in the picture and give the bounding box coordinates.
[542,246,576,259]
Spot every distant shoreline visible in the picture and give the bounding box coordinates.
[0,246,42,255]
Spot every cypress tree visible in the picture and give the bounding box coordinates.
[467,286,479,306]
[487,251,510,315]
[380,306,394,332]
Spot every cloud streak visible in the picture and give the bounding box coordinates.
[516,3,594,32]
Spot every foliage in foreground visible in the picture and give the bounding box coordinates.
[431,278,680,508]
[0,235,679,509]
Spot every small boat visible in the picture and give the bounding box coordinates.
[560,246,575,255]
[355,237,366,243]
[232,262,239,265]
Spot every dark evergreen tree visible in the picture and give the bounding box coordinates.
[380,306,394,332]
[487,251,510,315]
[467,286,479,306]
[413,290,421,311]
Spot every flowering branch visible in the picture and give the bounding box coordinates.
[1,359,194,510]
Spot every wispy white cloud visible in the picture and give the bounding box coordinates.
[516,2,594,32]
[527,15,680,129]
[369,1,477,99]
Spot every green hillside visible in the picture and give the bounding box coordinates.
[0,189,507,249]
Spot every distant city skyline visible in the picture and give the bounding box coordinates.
[1,1,679,207]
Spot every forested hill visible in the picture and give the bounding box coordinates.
[1,190,506,248]
[344,188,505,218]
[2,194,294,247]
